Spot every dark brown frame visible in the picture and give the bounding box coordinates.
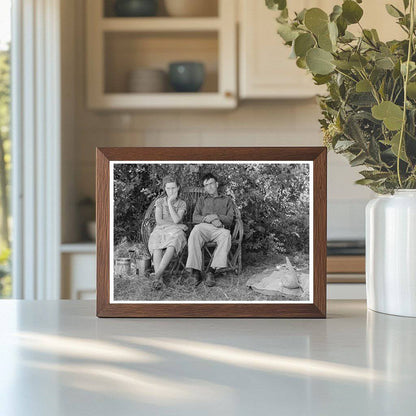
[96,147,327,318]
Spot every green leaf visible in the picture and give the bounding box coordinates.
[336,15,348,36]
[296,57,307,69]
[379,78,386,100]
[370,67,386,84]
[276,10,288,24]
[318,31,334,52]
[393,61,402,79]
[334,139,355,151]
[304,8,329,35]
[280,8,288,19]
[266,0,287,11]
[344,113,369,147]
[407,82,416,99]
[348,92,377,107]
[317,23,338,52]
[363,29,375,44]
[355,178,377,185]
[381,132,409,162]
[313,74,332,85]
[294,33,315,57]
[333,59,353,70]
[403,0,410,10]
[295,8,307,22]
[350,53,368,69]
[305,48,335,75]
[277,23,299,42]
[330,5,343,22]
[369,136,381,162]
[359,170,391,180]
[385,4,404,18]
[401,61,416,76]
[375,56,395,70]
[371,29,380,42]
[342,0,363,24]
[350,152,368,167]
[372,101,404,130]
[356,79,372,92]
[328,21,338,45]
[339,31,356,42]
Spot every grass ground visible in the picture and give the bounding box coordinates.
[114,253,309,302]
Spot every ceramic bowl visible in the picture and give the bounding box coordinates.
[114,0,158,17]
[168,62,205,92]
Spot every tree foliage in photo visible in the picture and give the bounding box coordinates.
[113,163,310,262]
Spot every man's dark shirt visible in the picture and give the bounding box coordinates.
[193,194,234,228]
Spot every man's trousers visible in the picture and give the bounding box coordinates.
[186,223,231,271]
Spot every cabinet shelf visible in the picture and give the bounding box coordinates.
[90,92,235,110]
[101,17,221,32]
[86,0,236,109]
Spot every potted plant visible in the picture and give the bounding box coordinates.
[266,0,416,316]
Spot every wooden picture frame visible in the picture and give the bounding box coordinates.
[96,147,327,318]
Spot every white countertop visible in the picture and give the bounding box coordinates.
[0,300,415,415]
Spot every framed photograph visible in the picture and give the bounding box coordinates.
[96,147,326,318]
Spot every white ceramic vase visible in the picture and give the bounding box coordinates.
[366,190,416,317]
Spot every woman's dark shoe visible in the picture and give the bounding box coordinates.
[205,271,216,287]
[152,278,163,290]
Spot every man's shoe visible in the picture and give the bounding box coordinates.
[188,269,202,286]
[205,271,216,287]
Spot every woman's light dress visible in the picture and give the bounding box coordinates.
[148,197,187,256]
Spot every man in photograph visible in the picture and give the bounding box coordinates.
[186,173,234,287]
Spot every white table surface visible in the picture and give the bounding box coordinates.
[0,300,415,416]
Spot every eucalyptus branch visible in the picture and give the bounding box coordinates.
[393,85,404,103]
[358,69,381,104]
[334,68,358,83]
[397,0,415,187]
[267,0,416,192]
[390,79,398,101]
[358,22,378,49]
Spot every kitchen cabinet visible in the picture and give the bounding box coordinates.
[238,0,405,99]
[86,0,237,109]
[61,244,96,300]
[239,0,326,99]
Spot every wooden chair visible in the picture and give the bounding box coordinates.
[141,187,243,276]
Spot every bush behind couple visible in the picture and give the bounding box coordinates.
[148,172,234,290]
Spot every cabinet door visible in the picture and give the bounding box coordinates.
[239,0,322,99]
[239,0,404,99]
[62,253,96,300]
[357,0,404,41]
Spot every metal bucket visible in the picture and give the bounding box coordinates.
[115,258,131,277]
[136,258,151,276]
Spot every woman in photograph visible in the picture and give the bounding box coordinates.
[148,175,187,289]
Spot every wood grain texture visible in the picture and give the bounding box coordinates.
[96,147,327,318]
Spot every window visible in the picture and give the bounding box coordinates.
[0,0,11,298]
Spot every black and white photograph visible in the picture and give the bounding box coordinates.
[110,161,313,303]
